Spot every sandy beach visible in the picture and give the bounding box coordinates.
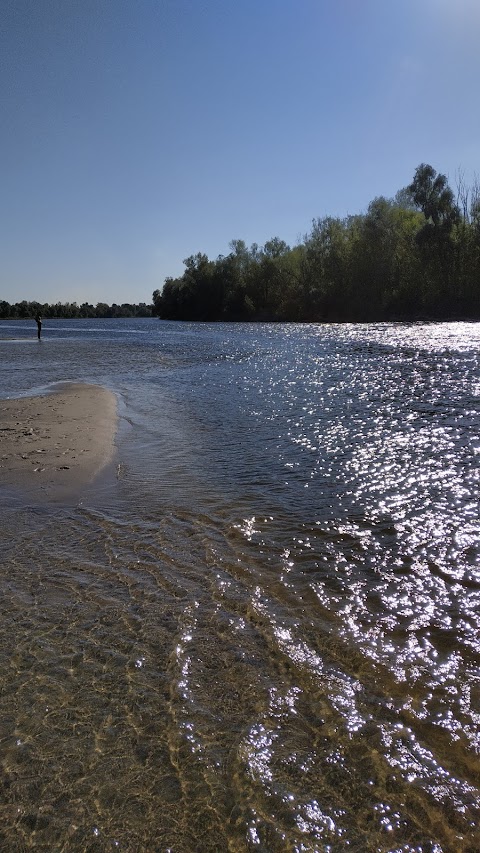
[0,382,117,500]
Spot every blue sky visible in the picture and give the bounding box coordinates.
[1,0,479,306]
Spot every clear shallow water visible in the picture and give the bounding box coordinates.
[0,318,479,852]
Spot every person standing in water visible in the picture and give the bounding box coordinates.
[35,313,42,340]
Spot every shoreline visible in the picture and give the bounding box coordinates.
[0,382,118,501]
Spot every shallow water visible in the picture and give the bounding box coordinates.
[0,318,479,852]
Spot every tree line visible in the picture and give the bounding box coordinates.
[153,164,480,322]
[0,301,153,319]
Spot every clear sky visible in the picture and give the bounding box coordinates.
[1,0,479,306]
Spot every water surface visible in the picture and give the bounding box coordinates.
[1,319,479,852]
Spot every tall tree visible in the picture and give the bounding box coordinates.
[408,163,459,229]
[408,164,460,313]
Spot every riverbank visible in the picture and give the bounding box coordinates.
[0,382,117,501]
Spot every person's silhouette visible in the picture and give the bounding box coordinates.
[35,314,42,340]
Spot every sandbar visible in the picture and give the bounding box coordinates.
[0,383,117,501]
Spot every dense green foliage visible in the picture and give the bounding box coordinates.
[0,301,153,319]
[153,164,480,322]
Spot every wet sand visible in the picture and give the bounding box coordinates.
[0,382,117,500]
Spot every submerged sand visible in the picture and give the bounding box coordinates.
[0,382,117,500]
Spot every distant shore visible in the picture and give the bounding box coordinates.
[0,383,117,501]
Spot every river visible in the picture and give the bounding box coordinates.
[0,319,479,852]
